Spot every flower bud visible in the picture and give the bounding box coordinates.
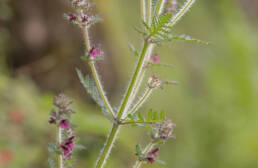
[148,75,162,89]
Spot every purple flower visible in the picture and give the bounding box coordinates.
[60,119,70,129]
[81,15,89,23]
[146,157,155,164]
[60,145,70,158]
[48,117,56,124]
[68,14,77,22]
[148,148,160,159]
[153,120,176,142]
[89,46,102,58]
[60,136,75,159]
[150,53,160,63]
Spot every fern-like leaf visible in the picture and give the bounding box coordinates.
[141,13,173,41]
[123,109,166,125]
[77,68,105,107]
[76,68,115,122]
[48,158,56,168]
[166,34,211,45]
[128,43,139,57]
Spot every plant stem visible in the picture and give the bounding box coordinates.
[125,87,153,119]
[117,41,151,120]
[121,121,157,125]
[96,41,152,168]
[82,25,115,119]
[57,126,63,168]
[133,143,155,168]
[94,1,167,166]
[155,0,166,16]
[169,0,196,27]
[147,0,152,26]
[95,123,120,168]
[141,0,147,22]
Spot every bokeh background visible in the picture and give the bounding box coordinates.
[1,0,258,167]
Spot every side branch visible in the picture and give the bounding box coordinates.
[133,143,155,168]
[125,87,153,119]
[82,26,115,118]
[169,0,196,27]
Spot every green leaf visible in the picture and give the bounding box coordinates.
[76,68,105,107]
[160,110,165,120]
[154,111,159,120]
[48,143,59,154]
[77,69,116,122]
[48,158,56,168]
[149,14,173,39]
[148,109,153,121]
[50,109,57,117]
[128,114,135,122]
[75,145,87,150]
[138,112,144,121]
[87,14,102,28]
[135,144,143,157]
[128,43,139,57]
[166,34,211,45]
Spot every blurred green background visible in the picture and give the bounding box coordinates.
[1,0,258,167]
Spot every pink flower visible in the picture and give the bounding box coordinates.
[146,157,155,164]
[81,15,89,23]
[68,14,77,22]
[151,53,160,63]
[89,46,102,58]
[149,148,160,159]
[49,117,56,124]
[60,136,75,159]
[60,119,70,129]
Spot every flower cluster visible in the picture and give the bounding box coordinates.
[49,94,76,159]
[148,75,163,89]
[60,136,75,158]
[145,148,160,164]
[64,0,102,28]
[135,120,175,165]
[152,120,176,142]
[89,46,102,59]
[150,53,160,64]
[148,75,179,90]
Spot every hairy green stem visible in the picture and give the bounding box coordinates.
[82,26,115,119]
[147,0,152,26]
[117,41,151,119]
[129,43,154,107]
[141,0,147,22]
[169,0,196,27]
[94,1,167,167]
[133,143,155,168]
[57,126,63,168]
[155,0,166,16]
[121,121,156,125]
[95,41,151,168]
[125,87,153,119]
[95,124,120,168]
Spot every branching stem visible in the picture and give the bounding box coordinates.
[82,25,115,119]
[169,0,196,27]
[155,0,166,16]
[92,1,168,167]
[125,87,153,119]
